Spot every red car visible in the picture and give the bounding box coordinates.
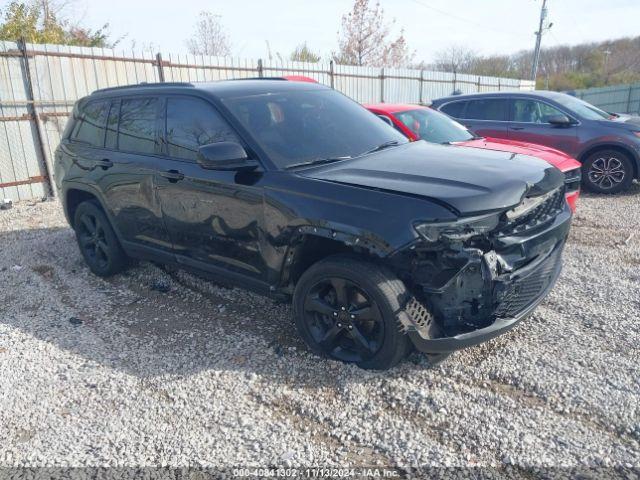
[365,103,581,211]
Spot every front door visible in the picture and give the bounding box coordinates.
[508,98,579,156]
[154,95,267,283]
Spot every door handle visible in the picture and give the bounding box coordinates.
[509,126,525,131]
[160,169,185,182]
[94,159,113,169]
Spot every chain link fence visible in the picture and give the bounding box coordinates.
[0,40,535,201]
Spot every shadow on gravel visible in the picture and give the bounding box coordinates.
[579,180,640,199]
[0,227,445,388]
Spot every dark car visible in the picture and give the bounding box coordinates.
[54,80,572,370]
[431,91,640,194]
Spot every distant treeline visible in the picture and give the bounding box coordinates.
[431,36,640,91]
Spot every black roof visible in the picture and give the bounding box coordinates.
[432,90,570,105]
[89,79,328,101]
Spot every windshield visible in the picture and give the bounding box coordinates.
[554,94,612,120]
[394,107,475,143]
[222,89,407,169]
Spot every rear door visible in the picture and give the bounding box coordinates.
[508,98,580,156]
[97,96,174,258]
[154,95,267,284]
[457,97,510,139]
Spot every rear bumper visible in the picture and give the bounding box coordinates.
[408,240,564,354]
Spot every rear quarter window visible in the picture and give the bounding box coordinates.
[70,100,109,147]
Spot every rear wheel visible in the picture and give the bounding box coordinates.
[582,149,634,194]
[74,200,128,277]
[292,255,413,370]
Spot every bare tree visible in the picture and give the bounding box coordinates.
[290,42,321,63]
[186,11,231,57]
[432,45,478,74]
[334,0,413,67]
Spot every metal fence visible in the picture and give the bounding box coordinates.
[0,40,536,201]
[570,83,640,115]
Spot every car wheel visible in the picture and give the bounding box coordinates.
[583,150,634,194]
[292,255,413,370]
[74,200,128,277]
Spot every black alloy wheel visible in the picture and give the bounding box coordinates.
[73,200,128,277]
[292,255,413,370]
[302,276,385,363]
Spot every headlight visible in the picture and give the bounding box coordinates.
[414,213,500,243]
[563,168,581,185]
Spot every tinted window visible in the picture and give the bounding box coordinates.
[223,89,407,169]
[463,99,508,121]
[166,97,240,161]
[394,108,474,143]
[118,98,159,154]
[71,100,109,147]
[513,99,564,123]
[440,101,466,119]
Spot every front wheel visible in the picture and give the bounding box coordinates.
[582,150,634,194]
[292,255,413,370]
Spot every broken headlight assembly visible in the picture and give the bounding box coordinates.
[413,212,500,243]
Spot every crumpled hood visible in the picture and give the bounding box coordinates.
[299,141,565,215]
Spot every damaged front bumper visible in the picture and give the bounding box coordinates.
[407,242,563,353]
[398,198,572,354]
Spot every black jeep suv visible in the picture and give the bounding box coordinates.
[54,80,572,370]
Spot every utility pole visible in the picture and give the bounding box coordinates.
[530,0,551,82]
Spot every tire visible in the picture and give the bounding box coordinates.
[582,149,634,194]
[292,255,413,370]
[73,200,128,277]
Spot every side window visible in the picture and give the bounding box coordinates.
[71,100,109,147]
[440,101,466,119]
[165,97,240,161]
[513,99,565,124]
[463,99,508,121]
[105,100,120,149]
[118,97,159,155]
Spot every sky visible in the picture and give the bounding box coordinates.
[20,0,640,62]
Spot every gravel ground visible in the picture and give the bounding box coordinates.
[0,188,639,473]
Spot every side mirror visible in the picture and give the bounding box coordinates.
[197,142,259,171]
[548,114,573,127]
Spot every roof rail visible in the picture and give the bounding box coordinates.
[93,82,194,94]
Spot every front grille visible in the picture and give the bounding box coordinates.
[493,248,561,318]
[499,188,565,236]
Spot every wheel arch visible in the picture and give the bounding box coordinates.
[279,228,390,293]
[62,183,124,240]
[65,188,99,225]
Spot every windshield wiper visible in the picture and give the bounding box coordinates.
[362,140,401,155]
[285,156,352,170]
